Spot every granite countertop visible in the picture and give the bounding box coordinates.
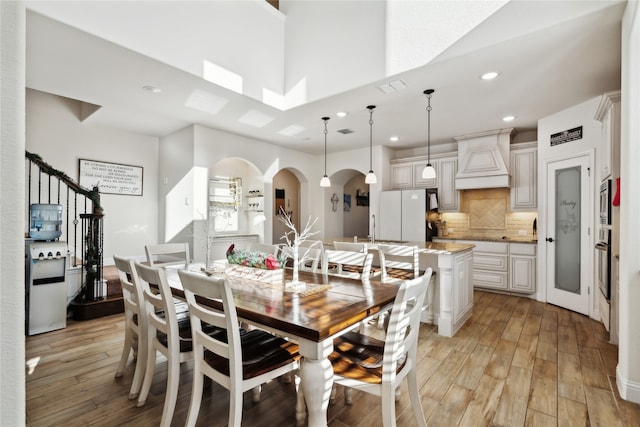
[434,236,538,244]
[324,238,475,254]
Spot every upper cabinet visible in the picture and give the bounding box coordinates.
[390,160,438,189]
[595,90,621,181]
[438,156,459,212]
[510,142,537,211]
[413,159,438,188]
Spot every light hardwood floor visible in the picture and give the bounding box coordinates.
[26,291,640,426]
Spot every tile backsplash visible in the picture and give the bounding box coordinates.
[438,188,538,240]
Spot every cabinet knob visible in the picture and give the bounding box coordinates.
[545,237,554,243]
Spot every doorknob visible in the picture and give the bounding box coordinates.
[545,237,554,242]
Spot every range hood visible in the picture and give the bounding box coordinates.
[455,128,514,189]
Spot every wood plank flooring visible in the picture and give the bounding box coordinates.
[26,291,640,426]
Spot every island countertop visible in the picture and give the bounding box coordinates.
[324,238,474,254]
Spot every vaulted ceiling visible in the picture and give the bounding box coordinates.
[25,0,625,155]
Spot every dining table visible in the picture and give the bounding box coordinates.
[163,265,399,427]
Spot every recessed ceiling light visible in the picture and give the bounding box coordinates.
[390,136,399,142]
[502,115,516,122]
[481,72,499,80]
[336,112,347,118]
[142,85,162,93]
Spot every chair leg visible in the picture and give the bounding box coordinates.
[185,370,204,427]
[115,325,133,378]
[136,338,156,407]
[128,331,146,399]
[344,387,353,405]
[159,353,181,427]
[407,369,427,427]
[380,383,396,427]
[251,385,262,403]
[329,384,337,404]
[229,387,243,427]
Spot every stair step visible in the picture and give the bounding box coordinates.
[69,295,124,321]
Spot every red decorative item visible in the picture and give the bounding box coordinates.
[612,177,620,206]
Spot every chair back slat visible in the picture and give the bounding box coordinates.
[382,268,432,382]
[377,244,420,283]
[134,262,175,340]
[145,243,190,268]
[322,249,373,279]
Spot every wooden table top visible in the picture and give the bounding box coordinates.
[166,267,399,343]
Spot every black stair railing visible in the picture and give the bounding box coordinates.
[25,151,105,302]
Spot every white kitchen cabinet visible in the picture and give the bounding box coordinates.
[433,239,537,294]
[437,156,459,212]
[510,143,537,211]
[509,243,536,293]
[595,90,621,181]
[391,160,438,189]
[390,163,413,189]
[413,159,438,188]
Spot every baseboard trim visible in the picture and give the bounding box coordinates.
[616,364,640,404]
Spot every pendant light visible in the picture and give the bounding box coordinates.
[365,105,377,184]
[320,116,331,187]
[421,89,437,180]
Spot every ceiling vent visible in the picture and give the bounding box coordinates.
[455,128,514,189]
[337,128,354,135]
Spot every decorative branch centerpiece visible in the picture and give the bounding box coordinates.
[225,244,286,283]
[278,207,319,289]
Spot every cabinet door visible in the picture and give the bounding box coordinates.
[438,157,459,212]
[413,160,438,188]
[510,255,536,293]
[391,164,413,189]
[510,148,537,211]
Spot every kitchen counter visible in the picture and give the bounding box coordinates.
[325,237,474,337]
[434,236,538,244]
[325,238,475,253]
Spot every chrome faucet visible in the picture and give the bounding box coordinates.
[370,214,376,244]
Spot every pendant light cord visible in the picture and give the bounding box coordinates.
[323,117,329,175]
[424,89,434,164]
[367,105,375,171]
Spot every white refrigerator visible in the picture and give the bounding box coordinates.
[378,189,426,242]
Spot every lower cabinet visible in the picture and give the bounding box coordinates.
[433,239,536,294]
[509,243,536,293]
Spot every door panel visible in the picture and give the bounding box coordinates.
[546,155,592,315]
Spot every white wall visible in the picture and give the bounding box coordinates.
[617,0,640,404]
[26,89,160,261]
[537,96,600,318]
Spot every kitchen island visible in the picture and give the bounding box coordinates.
[326,238,475,337]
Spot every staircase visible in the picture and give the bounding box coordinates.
[26,151,124,320]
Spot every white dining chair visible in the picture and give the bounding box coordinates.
[377,244,420,284]
[134,261,211,427]
[329,268,433,427]
[113,255,148,400]
[280,242,323,272]
[322,249,373,280]
[145,242,190,268]
[178,269,302,427]
[332,241,367,253]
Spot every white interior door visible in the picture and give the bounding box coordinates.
[545,154,592,315]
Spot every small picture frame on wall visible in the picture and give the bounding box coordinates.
[344,194,351,211]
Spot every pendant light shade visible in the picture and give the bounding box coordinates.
[365,105,377,184]
[421,89,437,180]
[320,116,331,187]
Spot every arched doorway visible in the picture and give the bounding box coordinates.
[323,169,369,240]
[272,168,302,245]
